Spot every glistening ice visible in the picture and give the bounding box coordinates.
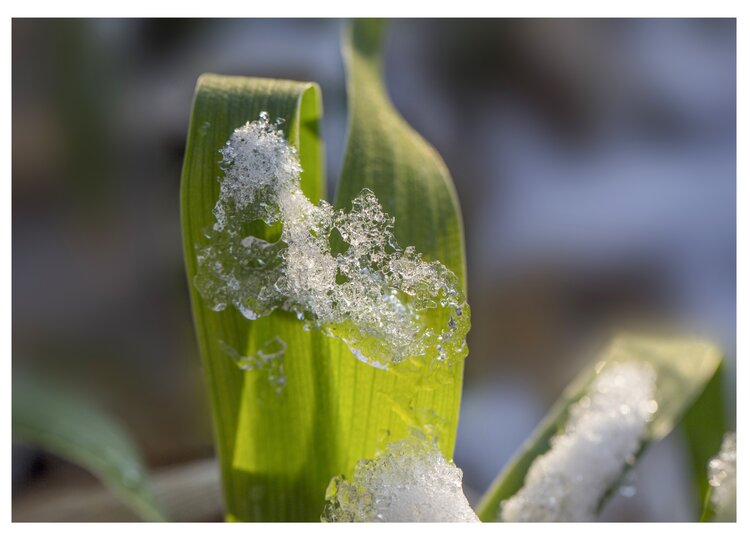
[194,114,469,369]
[322,436,479,522]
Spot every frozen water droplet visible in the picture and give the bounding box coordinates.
[618,469,637,498]
[220,337,287,394]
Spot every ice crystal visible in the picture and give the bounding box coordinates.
[194,114,469,368]
[322,436,479,522]
[708,431,736,521]
[500,361,658,522]
[220,337,287,394]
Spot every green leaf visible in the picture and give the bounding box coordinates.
[12,376,167,522]
[181,74,331,521]
[180,20,469,522]
[682,362,727,517]
[475,333,723,522]
[700,487,715,522]
[328,19,469,468]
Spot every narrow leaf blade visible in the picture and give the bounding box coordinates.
[682,361,727,514]
[12,377,166,522]
[475,333,723,521]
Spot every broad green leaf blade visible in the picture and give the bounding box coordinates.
[12,376,166,522]
[182,21,470,520]
[337,21,467,288]
[327,19,470,471]
[181,74,333,521]
[475,333,723,522]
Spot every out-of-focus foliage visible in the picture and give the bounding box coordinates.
[12,376,167,522]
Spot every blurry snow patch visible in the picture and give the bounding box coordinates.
[501,361,656,521]
[708,431,736,521]
[322,436,479,522]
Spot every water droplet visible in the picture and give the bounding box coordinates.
[618,469,637,498]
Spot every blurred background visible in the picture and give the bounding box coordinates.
[12,19,736,521]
